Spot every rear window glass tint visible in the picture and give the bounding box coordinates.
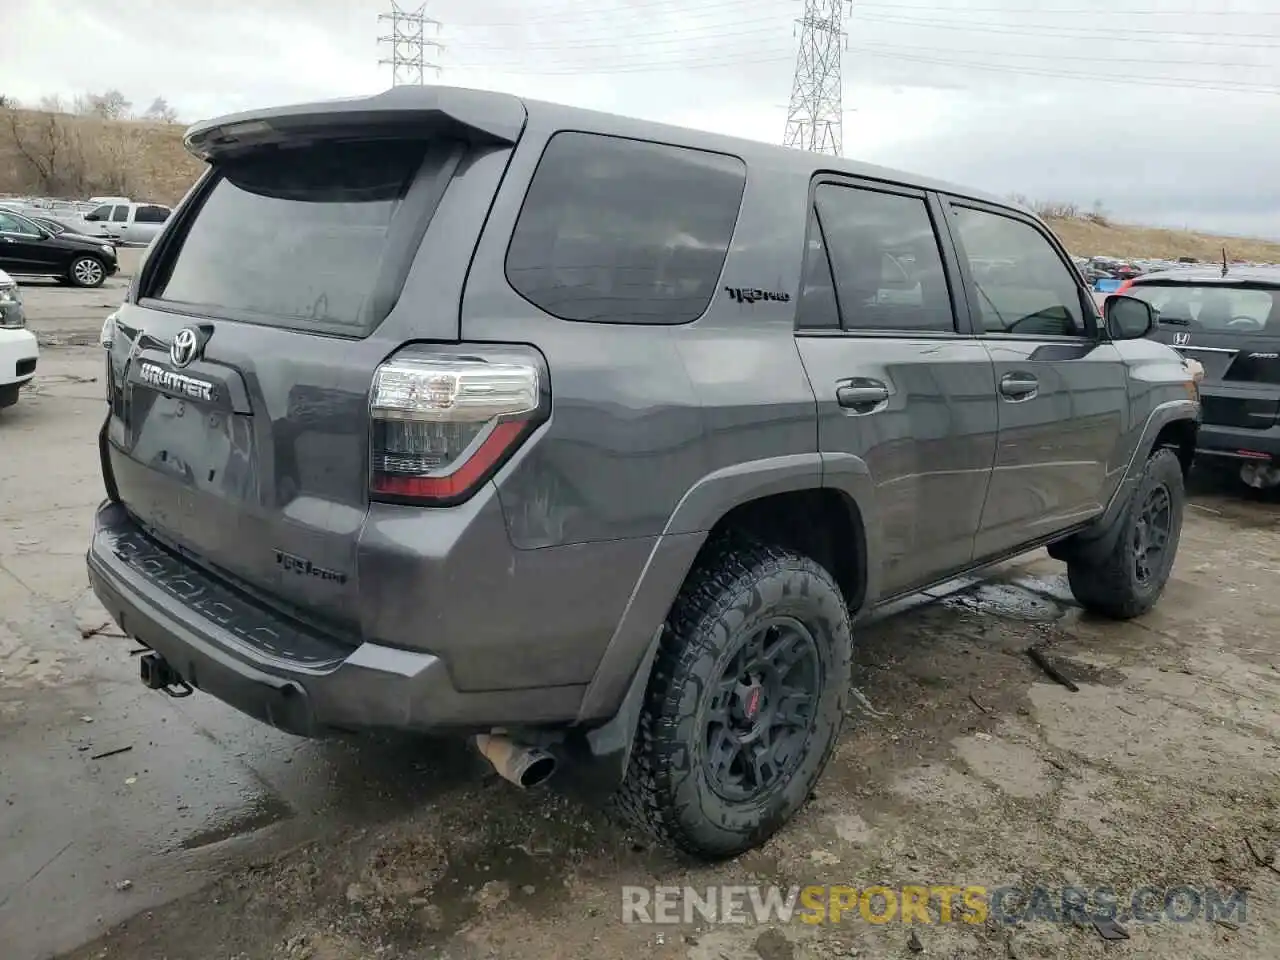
[1129,283,1277,334]
[135,204,169,224]
[505,132,746,325]
[156,139,430,335]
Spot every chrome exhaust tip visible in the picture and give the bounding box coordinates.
[473,733,557,789]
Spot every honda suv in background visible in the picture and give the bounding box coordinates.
[86,86,1199,858]
[1120,265,1280,489]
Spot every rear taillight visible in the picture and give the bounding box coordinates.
[369,352,546,506]
[1114,279,1134,296]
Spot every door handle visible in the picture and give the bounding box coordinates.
[836,382,889,408]
[999,374,1039,399]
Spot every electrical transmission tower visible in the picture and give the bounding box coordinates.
[783,0,849,156]
[378,2,443,86]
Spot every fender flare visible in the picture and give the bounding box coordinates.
[1050,398,1198,561]
[574,452,878,727]
[1095,398,1198,532]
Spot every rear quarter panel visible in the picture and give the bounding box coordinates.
[461,116,817,551]
[459,116,821,712]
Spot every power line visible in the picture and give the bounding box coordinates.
[449,7,1280,46]
[852,10,1280,45]
[851,44,1280,93]
[456,18,790,50]
[440,0,1280,30]
[451,17,1280,64]
[444,8,1280,54]
[784,0,849,156]
[379,1,443,86]
[448,43,1280,98]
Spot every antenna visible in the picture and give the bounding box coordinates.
[783,0,849,156]
[1222,245,1229,277]
[378,2,443,86]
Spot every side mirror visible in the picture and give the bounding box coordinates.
[84,213,101,222]
[1104,294,1155,340]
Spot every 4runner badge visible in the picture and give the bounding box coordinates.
[138,362,216,402]
[724,286,792,305]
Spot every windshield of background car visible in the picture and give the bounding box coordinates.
[1128,282,1278,336]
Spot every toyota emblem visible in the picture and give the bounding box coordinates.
[170,328,200,368]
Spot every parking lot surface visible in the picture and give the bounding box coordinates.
[1,274,1278,960]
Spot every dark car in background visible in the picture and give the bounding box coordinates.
[1121,266,1280,488]
[0,208,119,287]
[29,215,118,246]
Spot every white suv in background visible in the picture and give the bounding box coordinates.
[0,268,37,411]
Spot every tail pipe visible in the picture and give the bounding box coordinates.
[473,733,557,789]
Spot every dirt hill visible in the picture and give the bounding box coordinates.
[0,108,202,206]
[1048,215,1280,264]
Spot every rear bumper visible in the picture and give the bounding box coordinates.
[0,328,37,406]
[86,500,585,737]
[1195,423,1280,462]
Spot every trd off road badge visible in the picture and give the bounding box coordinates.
[724,286,792,305]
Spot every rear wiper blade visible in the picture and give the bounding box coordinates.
[1157,317,1190,326]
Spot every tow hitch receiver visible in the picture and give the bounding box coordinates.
[139,652,193,698]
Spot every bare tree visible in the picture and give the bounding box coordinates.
[1,106,90,195]
[143,97,179,124]
[78,89,132,121]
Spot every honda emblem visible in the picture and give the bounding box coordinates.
[1174,332,1190,346]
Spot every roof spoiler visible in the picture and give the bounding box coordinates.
[183,85,527,161]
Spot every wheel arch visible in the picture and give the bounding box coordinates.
[574,453,875,753]
[1049,401,1197,564]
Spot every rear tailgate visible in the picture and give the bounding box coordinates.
[102,88,525,637]
[1135,279,1280,428]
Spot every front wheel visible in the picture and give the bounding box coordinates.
[1068,448,1184,619]
[68,256,106,288]
[614,538,851,859]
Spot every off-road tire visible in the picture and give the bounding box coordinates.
[1068,447,1184,619]
[614,536,851,859]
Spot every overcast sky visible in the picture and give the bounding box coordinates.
[4,0,1280,238]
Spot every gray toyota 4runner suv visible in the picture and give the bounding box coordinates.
[87,86,1199,859]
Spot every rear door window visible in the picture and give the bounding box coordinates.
[814,183,957,333]
[135,204,170,224]
[505,132,746,325]
[153,139,441,336]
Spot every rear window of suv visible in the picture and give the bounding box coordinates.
[1128,282,1277,335]
[505,132,747,325]
[153,139,437,336]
